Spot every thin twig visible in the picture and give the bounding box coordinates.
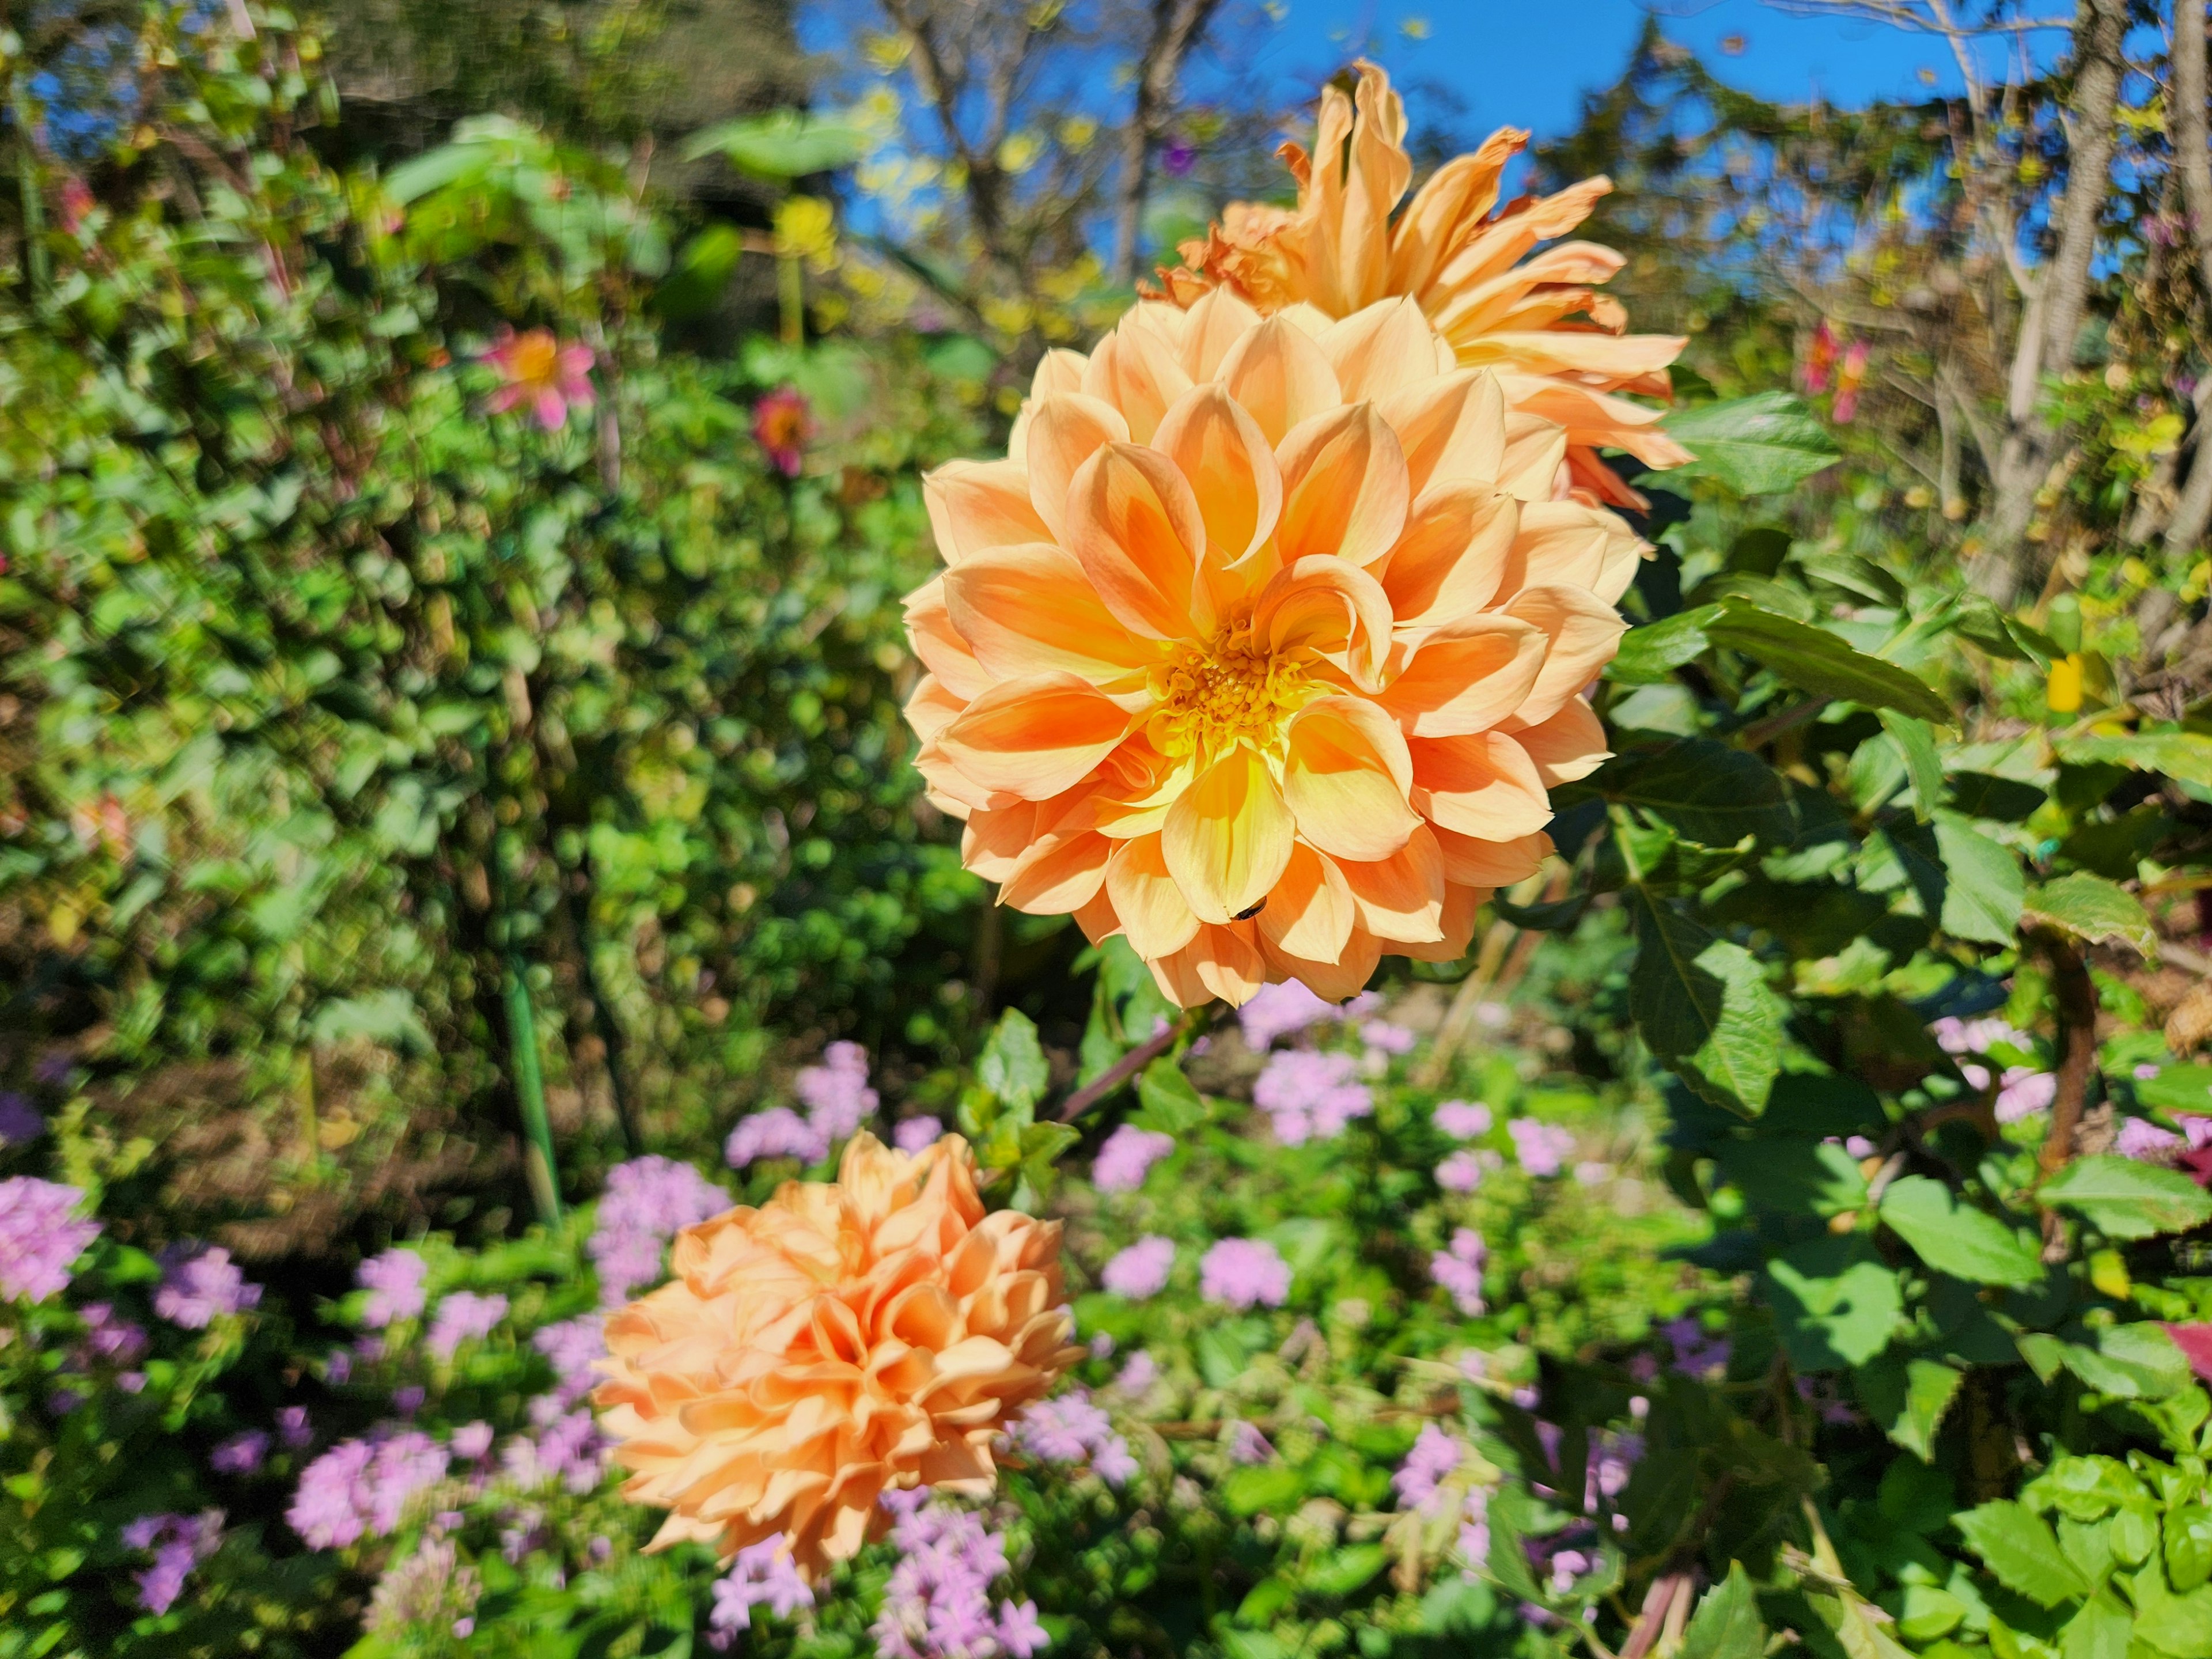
[1057,1003,1216,1123]
[1619,1573,1691,1659]
[2037,930,2099,1257]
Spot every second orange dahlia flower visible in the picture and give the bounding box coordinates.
[594,1134,1080,1578]
[907,290,1637,1007]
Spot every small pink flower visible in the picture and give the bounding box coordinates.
[752,388,813,477]
[482,328,594,430]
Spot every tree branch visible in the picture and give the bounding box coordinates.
[1109,0,1224,282]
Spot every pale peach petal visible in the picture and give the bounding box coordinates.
[1253,555,1395,687]
[904,577,994,701]
[1316,297,1452,403]
[1455,328,1686,382]
[936,672,1133,800]
[1426,241,1626,338]
[924,460,1052,565]
[1377,613,1546,737]
[1161,748,1295,923]
[918,738,1012,815]
[1192,919,1268,1006]
[998,826,1110,914]
[1081,312,1195,444]
[1491,500,1614,601]
[1257,926,1381,1002]
[963,800,1041,881]
[1505,696,1611,785]
[1497,413,1569,503]
[1280,695,1421,862]
[1374,368,1508,497]
[1031,347,1089,399]
[1434,827,1551,888]
[1217,316,1343,446]
[1388,126,1527,300]
[1409,730,1552,840]
[1105,833,1203,959]
[1023,394,1132,542]
[1275,403,1411,569]
[1402,880,1482,963]
[1335,822,1446,942]
[1063,442,1206,639]
[942,543,1163,684]
[1255,840,1357,963]
[1179,286,1262,380]
[1378,484,1518,631]
[1503,585,1626,725]
[1304,63,1408,314]
[1430,178,1614,302]
[1072,886,1121,945]
[904,675,967,744]
[1153,384,1282,565]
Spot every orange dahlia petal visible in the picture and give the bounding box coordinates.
[1161,748,1295,924]
[1408,729,1552,841]
[1064,442,1206,640]
[1279,695,1420,862]
[935,672,1132,800]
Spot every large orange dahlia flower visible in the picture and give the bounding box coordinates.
[594,1134,1079,1578]
[906,290,1638,1007]
[1145,60,1690,509]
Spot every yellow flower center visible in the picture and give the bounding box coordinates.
[1147,618,1307,766]
[510,331,559,391]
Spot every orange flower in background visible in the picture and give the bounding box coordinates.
[906,291,1637,1008]
[1146,61,1690,509]
[595,1134,1078,1580]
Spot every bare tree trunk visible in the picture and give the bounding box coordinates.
[2167,1,2212,556]
[1976,0,2127,599]
[1108,0,1224,282]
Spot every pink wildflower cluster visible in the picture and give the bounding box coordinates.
[1010,1391,1137,1484]
[426,1291,509,1361]
[1092,1125,1173,1191]
[896,1115,946,1153]
[709,1535,815,1647]
[726,1040,880,1169]
[1506,1119,1576,1178]
[0,1177,100,1302]
[1237,983,1382,1049]
[1392,1423,1461,1514]
[153,1244,263,1328]
[1433,1101,1493,1139]
[1930,1015,2055,1122]
[531,1313,607,1411]
[123,1510,224,1615]
[872,1491,1050,1659]
[357,1249,430,1328]
[588,1156,731,1305]
[502,1407,607,1495]
[1436,1148,1501,1192]
[1101,1235,1175,1299]
[1252,1050,1372,1145]
[1431,1229,1487,1316]
[1662,1316,1731,1381]
[1199,1238,1290,1309]
[210,1431,268,1475]
[287,1429,451,1548]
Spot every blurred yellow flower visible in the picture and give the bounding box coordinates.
[2046,654,2084,715]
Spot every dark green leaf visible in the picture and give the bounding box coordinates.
[1878,1176,2043,1286]
[1878,712,1943,823]
[1660,392,1840,495]
[1605,738,1797,847]
[1681,1563,1765,1659]
[1705,604,1950,722]
[1627,891,1785,1115]
[2022,873,2156,956]
[1763,1236,1903,1369]
[1610,604,1721,684]
[1854,1354,1964,1459]
[2055,731,2212,789]
[2040,1156,2212,1240]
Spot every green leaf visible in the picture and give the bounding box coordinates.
[309,989,433,1055]
[1605,738,1797,846]
[1879,712,1944,823]
[2132,1563,2212,1657]
[978,1009,1049,1117]
[1304,1544,1388,1598]
[2040,1156,2212,1240]
[1712,1138,1868,1218]
[1609,604,1720,683]
[2022,873,2156,957]
[2061,1323,2192,1401]
[1704,604,1951,722]
[1955,1501,2093,1608]
[1854,1355,1964,1459]
[1681,1563,1765,1659]
[2055,731,2212,789]
[1930,812,2027,944]
[683,111,870,177]
[1764,1236,1903,1369]
[1627,891,1785,1115]
[1878,1176,2044,1286]
[1660,392,1840,495]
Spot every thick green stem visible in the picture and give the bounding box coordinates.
[503,953,562,1226]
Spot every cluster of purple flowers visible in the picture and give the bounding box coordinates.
[1435,1147,1501,1192]
[1227,1421,1274,1465]
[71,1301,147,1374]
[287,1429,451,1548]
[1091,1126,1173,1191]
[123,1510,224,1615]
[1238,982,1359,1049]
[367,1535,483,1641]
[1010,1390,1137,1484]
[0,1089,43,1143]
[872,1490,1051,1659]
[726,1040,879,1169]
[0,1176,100,1302]
[1198,1237,1290,1309]
[2118,1113,2212,1161]
[1100,1235,1175,1299]
[1506,1119,1577,1178]
[532,1313,607,1410]
[1433,1100,1493,1139]
[426,1290,509,1360]
[1392,1423,1461,1514]
[503,1407,607,1494]
[153,1243,263,1328]
[708,1535,815,1647]
[1252,1050,1373,1145]
[896,1115,946,1153]
[211,1430,269,1474]
[1930,1014,2055,1123]
[1431,1228,1486,1316]
[588,1156,731,1305]
[1660,1316,1732,1381]
[1115,1350,1159,1395]
[357,1249,430,1327]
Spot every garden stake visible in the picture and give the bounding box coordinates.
[504,953,563,1226]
